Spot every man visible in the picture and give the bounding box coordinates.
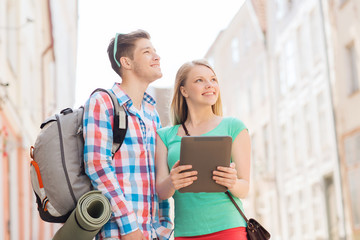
[83,30,173,240]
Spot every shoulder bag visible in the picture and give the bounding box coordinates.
[226,191,271,240]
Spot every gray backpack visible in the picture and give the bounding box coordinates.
[30,88,127,223]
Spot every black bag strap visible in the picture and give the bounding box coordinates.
[91,88,128,156]
[225,191,249,223]
[226,192,271,239]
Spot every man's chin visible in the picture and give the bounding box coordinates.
[154,72,163,80]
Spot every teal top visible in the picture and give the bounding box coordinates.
[157,117,248,237]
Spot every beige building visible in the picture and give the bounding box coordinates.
[148,86,173,128]
[205,0,281,238]
[267,0,346,238]
[326,0,360,239]
[206,0,353,239]
[0,0,78,239]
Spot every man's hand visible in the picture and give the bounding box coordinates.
[122,229,146,240]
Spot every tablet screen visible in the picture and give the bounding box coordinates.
[179,136,232,193]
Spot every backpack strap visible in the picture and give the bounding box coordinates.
[91,88,128,156]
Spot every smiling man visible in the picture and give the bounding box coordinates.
[83,30,173,240]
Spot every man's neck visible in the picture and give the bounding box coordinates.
[120,79,149,110]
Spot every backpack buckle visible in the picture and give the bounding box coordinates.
[60,108,73,115]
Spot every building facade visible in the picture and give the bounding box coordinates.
[205,0,280,238]
[206,0,352,239]
[147,86,173,128]
[268,0,346,238]
[326,0,360,239]
[0,0,78,239]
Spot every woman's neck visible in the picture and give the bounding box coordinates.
[185,107,217,127]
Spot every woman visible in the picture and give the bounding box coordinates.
[155,59,251,240]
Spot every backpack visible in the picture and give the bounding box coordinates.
[29,88,128,223]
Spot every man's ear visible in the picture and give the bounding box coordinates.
[180,86,188,98]
[119,57,131,69]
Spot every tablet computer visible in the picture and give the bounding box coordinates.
[179,136,232,193]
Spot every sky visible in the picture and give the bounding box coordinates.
[75,0,246,107]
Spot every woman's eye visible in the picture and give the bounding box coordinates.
[195,79,202,82]
[212,78,217,82]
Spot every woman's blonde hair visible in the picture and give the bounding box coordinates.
[170,59,223,125]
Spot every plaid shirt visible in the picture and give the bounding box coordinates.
[83,83,173,240]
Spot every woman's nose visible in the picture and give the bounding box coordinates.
[205,80,214,88]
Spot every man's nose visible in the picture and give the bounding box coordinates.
[154,52,160,61]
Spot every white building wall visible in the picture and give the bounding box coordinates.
[205,0,279,238]
[326,0,360,239]
[0,0,78,239]
[268,0,346,239]
[50,0,79,111]
[206,0,348,239]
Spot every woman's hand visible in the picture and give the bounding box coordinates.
[212,162,238,190]
[169,160,197,190]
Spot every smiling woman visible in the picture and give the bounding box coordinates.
[155,59,251,239]
[75,0,245,107]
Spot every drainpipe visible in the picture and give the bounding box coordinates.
[318,0,347,239]
[38,1,55,238]
[41,0,55,120]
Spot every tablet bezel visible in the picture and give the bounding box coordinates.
[179,135,232,193]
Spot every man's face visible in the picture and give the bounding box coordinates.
[131,38,162,83]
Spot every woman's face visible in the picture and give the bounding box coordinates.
[180,65,219,107]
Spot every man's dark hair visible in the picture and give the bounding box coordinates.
[107,29,151,77]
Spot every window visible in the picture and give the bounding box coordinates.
[287,195,295,237]
[348,168,360,229]
[292,115,300,166]
[276,0,286,19]
[304,104,313,157]
[325,176,340,239]
[299,190,309,236]
[339,0,349,6]
[296,25,305,75]
[258,60,266,102]
[240,27,248,56]
[277,54,287,96]
[297,14,313,77]
[346,43,359,95]
[285,39,297,89]
[344,132,360,166]
[312,183,323,232]
[317,91,329,148]
[263,124,270,169]
[251,134,258,175]
[6,0,18,74]
[287,0,294,11]
[231,38,240,63]
[310,8,322,63]
[344,132,360,229]
[244,25,252,50]
[240,80,250,115]
[248,85,253,113]
[281,124,289,171]
[207,57,215,69]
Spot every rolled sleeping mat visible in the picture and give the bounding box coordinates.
[53,190,112,240]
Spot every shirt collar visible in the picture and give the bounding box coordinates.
[111,82,157,110]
